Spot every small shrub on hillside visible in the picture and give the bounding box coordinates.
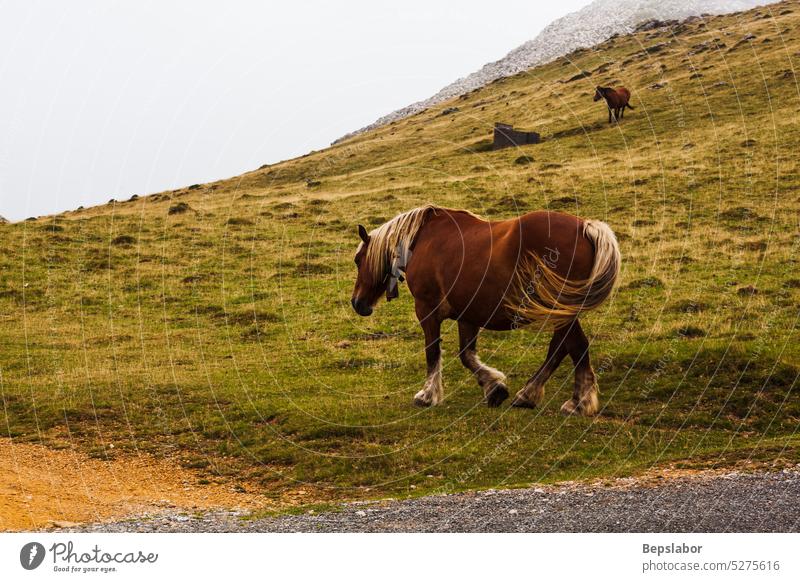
[719,206,760,221]
[225,217,254,227]
[671,299,707,313]
[740,240,767,252]
[549,196,580,209]
[471,140,493,153]
[111,235,136,246]
[168,202,192,215]
[737,285,759,296]
[493,196,524,210]
[217,310,281,326]
[626,276,664,289]
[676,325,707,338]
[182,275,206,285]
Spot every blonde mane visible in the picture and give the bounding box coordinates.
[361,205,443,279]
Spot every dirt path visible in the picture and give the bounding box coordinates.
[5,437,799,533]
[74,466,800,533]
[0,439,268,531]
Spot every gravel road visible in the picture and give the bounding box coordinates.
[72,469,800,533]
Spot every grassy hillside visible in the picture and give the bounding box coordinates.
[1,1,799,504]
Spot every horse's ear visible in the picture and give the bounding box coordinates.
[358,224,369,243]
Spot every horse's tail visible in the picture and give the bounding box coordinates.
[509,220,621,329]
[626,102,635,110]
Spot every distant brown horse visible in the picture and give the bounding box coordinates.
[594,86,634,123]
[351,206,620,416]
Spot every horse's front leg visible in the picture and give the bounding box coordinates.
[413,308,444,407]
[457,321,508,407]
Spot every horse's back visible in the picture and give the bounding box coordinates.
[615,87,631,103]
[407,209,595,328]
[416,209,593,281]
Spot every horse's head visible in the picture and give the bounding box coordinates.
[593,87,606,102]
[351,225,387,317]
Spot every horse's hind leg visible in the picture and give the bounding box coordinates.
[560,320,600,417]
[457,321,508,407]
[511,325,569,409]
[413,309,444,407]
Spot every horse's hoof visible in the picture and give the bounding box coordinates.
[510,394,536,409]
[413,397,432,407]
[485,383,509,408]
[560,399,578,415]
[561,396,599,416]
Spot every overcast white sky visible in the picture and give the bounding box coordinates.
[0,0,590,221]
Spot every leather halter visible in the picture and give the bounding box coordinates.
[385,242,413,301]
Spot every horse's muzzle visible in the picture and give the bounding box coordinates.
[351,297,373,317]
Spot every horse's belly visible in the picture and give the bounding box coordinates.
[477,315,517,331]
[445,274,519,330]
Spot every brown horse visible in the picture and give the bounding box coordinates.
[351,206,620,416]
[594,86,634,123]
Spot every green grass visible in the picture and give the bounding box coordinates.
[1,1,799,505]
